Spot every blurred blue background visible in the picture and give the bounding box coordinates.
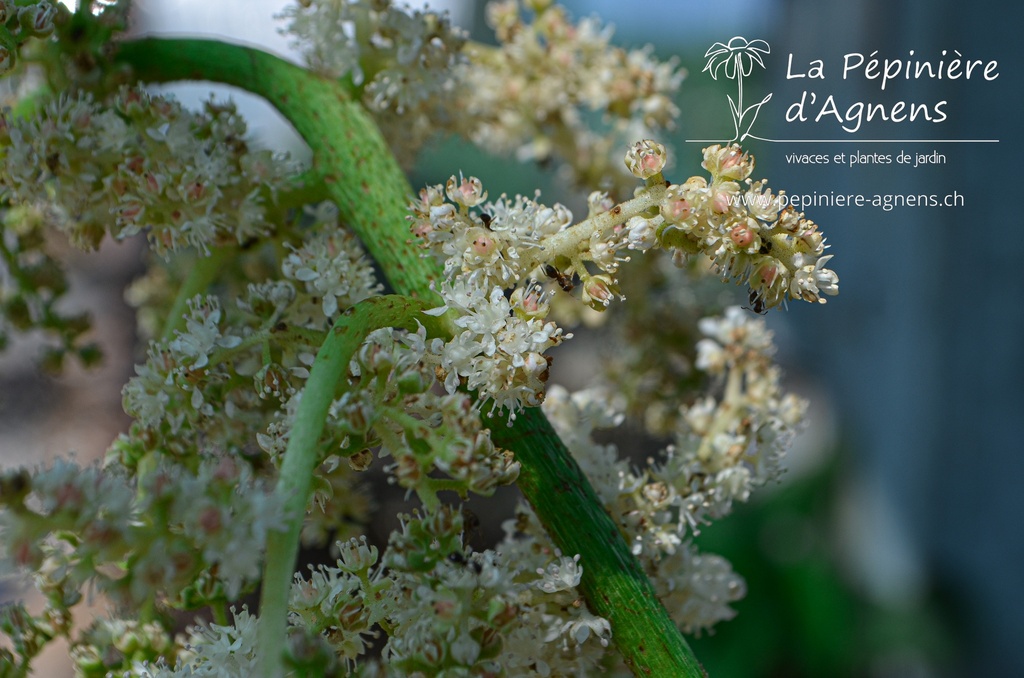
[481,1,1024,673]
[606,0,1023,675]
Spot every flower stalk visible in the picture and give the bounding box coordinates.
[258,295,449,677]
[114,37,705,677]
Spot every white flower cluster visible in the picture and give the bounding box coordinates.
[0,88,294,255]
[281,205,383,319]
[328,326,521,496]
[427,280,567,417]
[539,306,805,636]
[653,308,804,535]
[410,178,573,288]
[658,144,840,310]
[72,617,175,676]
[460,0,683,190]
[0,457,285,610]
[278,0,467,164]
[372,507,612,675]
[540,385,748,634]
[410,175,572,416]
[122,214,384,463]
[123,295,242,432]
[674,306,807,519]
[137,607,261,677]
[289,539,376,666]
[280,1,683,186]
[280,0,465,113]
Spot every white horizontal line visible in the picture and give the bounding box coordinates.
[684,139,999,143]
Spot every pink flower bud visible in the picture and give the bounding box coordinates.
[470,230,495,257]
[117,201,144,222]
[755,262,779,288]
[411,219,433,238]
[729,223,755,248]
[144,172,162,195]
[661,192,692,223]
[186,181,205,201]
[712,191,731,214]
[581,275,618,310]
[625,139,667,179]
[703,144,754,181]
[199,507,222,534]
[446,174,487,207]
[798,228,823,252]
[511,286,548,319]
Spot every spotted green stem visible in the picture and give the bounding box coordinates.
[112,36,704,678]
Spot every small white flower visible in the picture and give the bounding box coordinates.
[536,554,582,593]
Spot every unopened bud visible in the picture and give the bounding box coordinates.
[446,174,487,207]
[581,275,618,310]
[729,221,756,248]
[661,186,692,224]
[625,139,667,179]
[587,190,614,218]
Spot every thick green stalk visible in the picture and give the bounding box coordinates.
[258,295,449,677]
[114,37,703,677]
[488,410,706,677]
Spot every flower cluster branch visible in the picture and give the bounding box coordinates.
[0,2,840,677]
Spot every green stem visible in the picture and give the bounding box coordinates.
[113,37,704,678]
[488,407,704,677]
[258,295,449,677]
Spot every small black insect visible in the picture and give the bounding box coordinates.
[543,264,575,293]
[479,212,493,229]
[744,289,768,315]
[758,240,773,255]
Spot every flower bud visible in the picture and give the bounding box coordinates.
[702,144,754,181]
[711,190,732,214]
[467,227,496,257]
[347,448,374,472]
[797,227,823,253]
[753,262,779,288]
[254,363,289,400]
[624,139,667,179]
[337,536,379,573]
[587,190,614,217]
[19,3,57,38]
[445,174,487,207]
[510,285,549,319]
[625,215,657,250]
[661,186,692,224]
[581,274,618,310]
[729,221,757,249]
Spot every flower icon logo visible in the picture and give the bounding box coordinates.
[703,37,773,142]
